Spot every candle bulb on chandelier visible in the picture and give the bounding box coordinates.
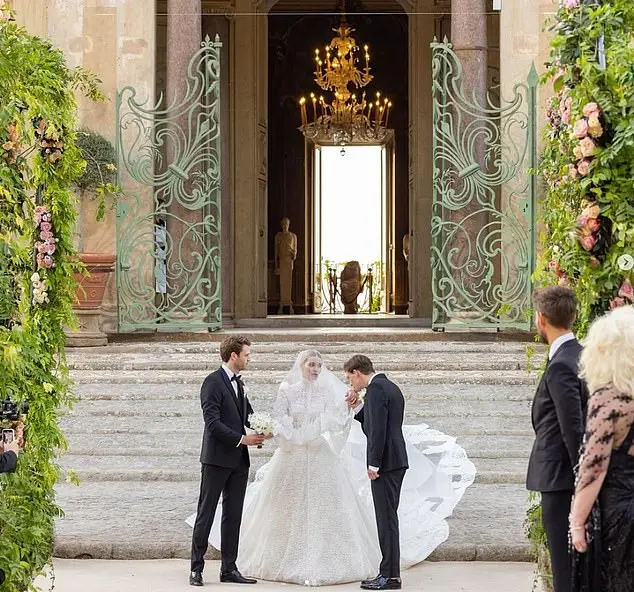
[384,101,392,128]
[311,93,317,121]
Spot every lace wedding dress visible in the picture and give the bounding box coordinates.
[186,351,476,586]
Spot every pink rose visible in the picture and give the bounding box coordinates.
[577,159,591,176]
[619,278,634,302]
[579,234,596,251]
[43,255,54,268]
[587,115,603,138]
[36,242,46,254]
[583,102,600,118]
[610,297,626,310]
[40,230,53,241]
[563,0,580,8]
[580,137,598,158]
[573,145,584,160]
[561,108,571,125]
[582,203,601,219]
[574,119,589,139]
[586,217,600,233]
[44,241,56,255]
[40,221,52,232]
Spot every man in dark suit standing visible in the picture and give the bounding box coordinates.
[526,286,588,592]
[344,355,408,591]
[189,335,267,587]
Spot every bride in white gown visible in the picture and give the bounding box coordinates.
[186,350,476,586]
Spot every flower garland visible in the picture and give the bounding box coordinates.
[536,0,634,336]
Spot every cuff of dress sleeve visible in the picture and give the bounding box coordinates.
[368,465,379,472]
[236,436,243,447]
[353,402,364,414]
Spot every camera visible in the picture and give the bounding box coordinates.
[2,429,14,444]
[0,397,29,421]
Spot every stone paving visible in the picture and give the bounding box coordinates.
[35,559,538,591]
[54,338,543,562]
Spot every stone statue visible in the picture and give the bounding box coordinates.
[340,261,363,314]
[274,217,297,314]
[403,233,410,265]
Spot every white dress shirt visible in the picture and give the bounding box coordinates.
[549,332,575,360]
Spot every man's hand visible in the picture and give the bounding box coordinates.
[367,469,379,481]
[242,434,266,447]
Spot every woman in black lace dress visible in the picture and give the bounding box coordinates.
[569,305,634,592]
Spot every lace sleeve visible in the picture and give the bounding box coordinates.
[576,386,634,491]
[272,383,323,445]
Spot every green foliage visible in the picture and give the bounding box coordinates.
[0,15,101,591]
[74,129,120,221]
[535,0,634,338]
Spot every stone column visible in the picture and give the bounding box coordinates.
[407,0,436,321]
[232,0,268,319]
[445,0,489,321]
[165,0,204,322]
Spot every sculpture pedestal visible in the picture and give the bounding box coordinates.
[65,309,108,347]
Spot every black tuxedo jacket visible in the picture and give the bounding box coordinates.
[0,451,17,473]
[355,373,409,472]
[526,339,588,492]
[199,367,254,468]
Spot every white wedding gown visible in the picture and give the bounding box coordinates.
[186,354,476,586]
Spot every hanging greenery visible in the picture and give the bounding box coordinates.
[0,11,102,591]
[528,1,634,588]
[535,0,634,337]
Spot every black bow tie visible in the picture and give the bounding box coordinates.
[231,374,243,383]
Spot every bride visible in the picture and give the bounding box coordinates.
[187,350,476,586]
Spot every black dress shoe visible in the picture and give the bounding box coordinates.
[189,571,203,586]
[360,575,402,590]
[219,569,257,584]
[362,574,383,586]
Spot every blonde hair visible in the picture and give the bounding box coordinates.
[579,305,634,395]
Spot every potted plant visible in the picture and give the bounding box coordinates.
[65,129,120,346]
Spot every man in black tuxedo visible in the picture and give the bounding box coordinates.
[526,286,588,592]
[189,335,267,587]
[345,355,408,591]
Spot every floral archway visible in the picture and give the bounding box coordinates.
[536,0,634,337]
[0,10,101,590]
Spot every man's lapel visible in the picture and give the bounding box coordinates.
[218,367,243,419]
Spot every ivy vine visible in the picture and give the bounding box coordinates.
[0,13,101,591]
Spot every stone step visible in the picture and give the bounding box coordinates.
[102,329,537,345]
[60,453,528,485]
[68,340,541,355]
[61,431,534,459]
[73,382,536,402]
[53,481,532,561]
[61,397,531,418]
[69,369,537,386]
[66,353,530,372]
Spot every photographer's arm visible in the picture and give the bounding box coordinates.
[0,450,18,473]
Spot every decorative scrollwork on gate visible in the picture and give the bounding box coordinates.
[116,35,223,331]
[431,39,538,330]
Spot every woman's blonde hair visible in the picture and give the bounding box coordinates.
[579,305,634,395]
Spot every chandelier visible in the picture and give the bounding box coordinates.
[298,12,392,149]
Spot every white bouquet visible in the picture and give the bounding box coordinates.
[248,412,275,448]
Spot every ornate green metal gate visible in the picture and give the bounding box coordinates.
[116,35,223,331]
[431,40,538,330]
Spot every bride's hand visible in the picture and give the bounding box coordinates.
[570,524,587,553]
[345,390,358,408]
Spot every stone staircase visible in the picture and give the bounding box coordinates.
[54,336,543,562]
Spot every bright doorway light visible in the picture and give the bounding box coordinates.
[320,145,382,265]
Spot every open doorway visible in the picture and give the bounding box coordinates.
[312,143,394,314]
